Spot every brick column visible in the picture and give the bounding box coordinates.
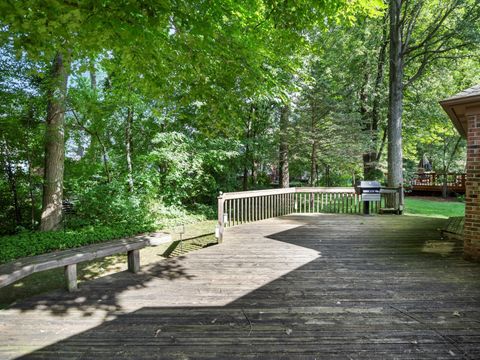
[464,107,480,261]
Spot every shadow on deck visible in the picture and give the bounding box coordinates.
[1,214,480,359]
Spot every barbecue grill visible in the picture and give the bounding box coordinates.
[356,181,381,215]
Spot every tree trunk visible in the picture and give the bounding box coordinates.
[89,63,97,91]
[442,173,448,199]
[310,141,317,186]
[278,105,289,188]
[325,164,330,187]
[125,107,134,192]
[363,16,388,181]
[1,140,21,227]
[387,0,404,188]
[40,52,69,231]
[309,98,317,186]
[251,161,257,186]
[242,165,249,191]
[100,139,112,183]
[27,155,35,230]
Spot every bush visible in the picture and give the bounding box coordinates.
[66,180,154,229]
[0,223,155,264]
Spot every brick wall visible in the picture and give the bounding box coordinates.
[465,111,480,260]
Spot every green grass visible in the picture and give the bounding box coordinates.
[404,197,465,218]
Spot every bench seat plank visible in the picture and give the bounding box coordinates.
[0,232,171,289]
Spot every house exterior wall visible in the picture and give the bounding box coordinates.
[465,106,480,260]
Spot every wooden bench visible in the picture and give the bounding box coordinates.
[0,232,171,292]
[441,216,464,241]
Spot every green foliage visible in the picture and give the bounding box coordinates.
[0,223,155,264]
[0,1,477,250]
[148,132,240,206]
[66,181,154,228]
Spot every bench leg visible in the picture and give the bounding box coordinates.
[64,264,78,292]
[128,249,140,273]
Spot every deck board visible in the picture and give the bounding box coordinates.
[1,214,480,359]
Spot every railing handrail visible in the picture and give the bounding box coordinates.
[216,185,404,242]
[219,187,297,200]
[220,186,401,200]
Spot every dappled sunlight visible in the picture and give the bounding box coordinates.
[2,215,480,359]
[421,240,456,256]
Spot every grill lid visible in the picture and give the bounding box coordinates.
[357,181,381,189]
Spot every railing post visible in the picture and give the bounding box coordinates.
[216,192,225,243]
[398,183,404,215]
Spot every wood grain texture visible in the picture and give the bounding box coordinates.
[0,232,171,288]
[64,264,77,292]
[1,215,480,359]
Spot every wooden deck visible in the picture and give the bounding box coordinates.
[1,214,480,359]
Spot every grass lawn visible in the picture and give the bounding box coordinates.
[404,196,465,218]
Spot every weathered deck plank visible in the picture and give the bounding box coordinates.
[1,214,480,359]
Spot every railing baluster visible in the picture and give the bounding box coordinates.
[249,197,252,222]
[229,199,232,226]
[269,195,272,219]
[280,193,283,216]
[217,186,402,237]
[262,196,265,220]
[239,198,243,224]
[277,194,279,216]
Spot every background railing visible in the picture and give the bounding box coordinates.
[410,172,466,190]
[216,186,404,242]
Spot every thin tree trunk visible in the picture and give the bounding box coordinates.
[310,98,317,186]
[242,105,255,191]
[1,140,21,227]
[310,141,317,186]
[363,16,388,180]
[40,52,69,231]
[24,106,36,229]
[71,110,111,182]
[27,155,35,229]
[89,62,97,91]
[278,105,289,188]
[376,127,388,163]
[125,107,134,192]
[243,127,251,190]
[442,173,448,198]
[99,139,112,183]
[242,165,249,191]
[251,161,257,186]
[325,164,330,187]
[387,0,404,189]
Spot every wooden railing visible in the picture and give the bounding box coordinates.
[216,186,404,242]
[410,172,466,192]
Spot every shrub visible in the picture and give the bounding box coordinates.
[0,223,155,264]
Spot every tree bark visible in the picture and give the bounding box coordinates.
[363,16,388,181]
[27,154,35,230]
[278,105,289,188]
[387,0,404,188]
[310,141,317,186]
[1,139,21,227]
[40,52,69,231]
[89,62,97,91]
[310,98,317,186]
[125,107,134,192]
[251,161,258,186]
[242,106,253,191]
